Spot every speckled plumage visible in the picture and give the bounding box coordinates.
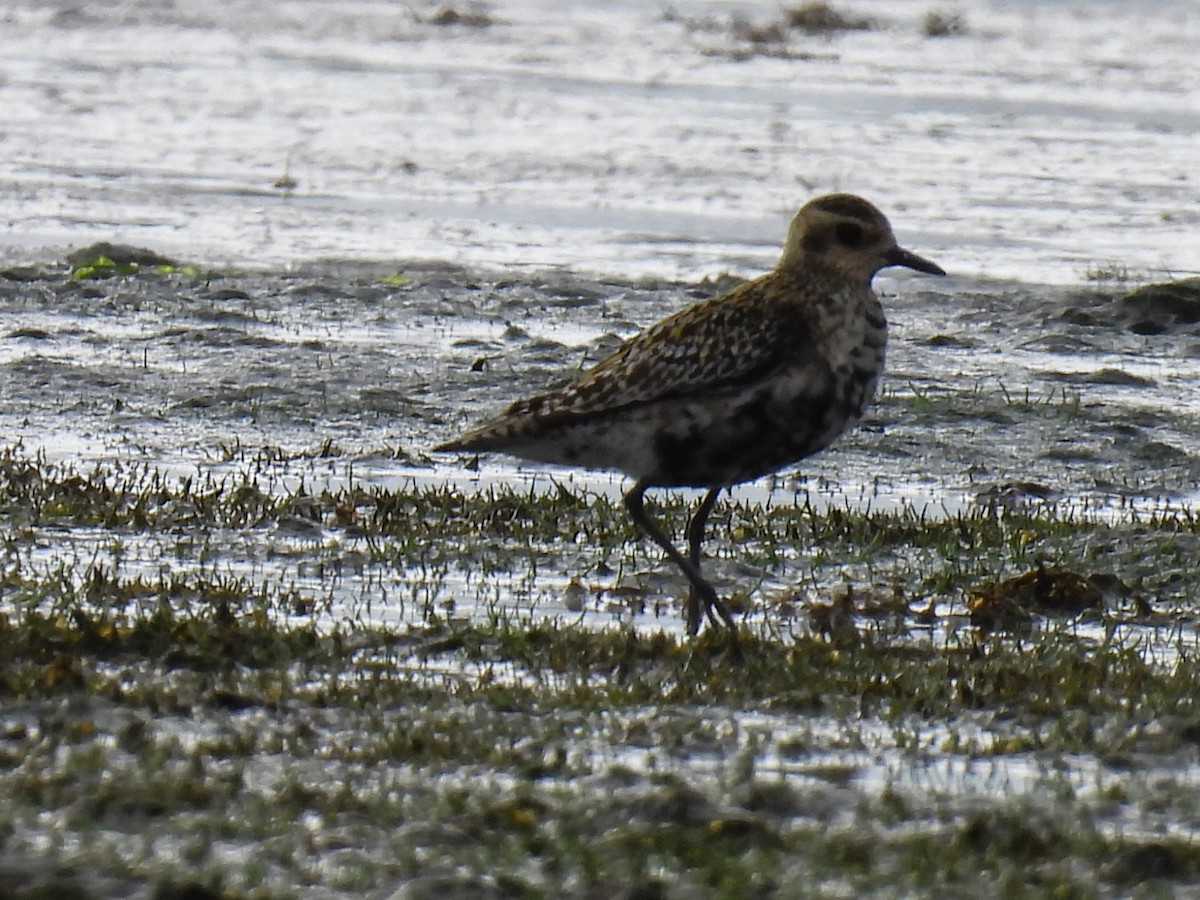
[437,194,945,635]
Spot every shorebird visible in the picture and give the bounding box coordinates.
[435,194,945,635]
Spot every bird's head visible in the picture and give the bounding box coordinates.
[779,193,945,283]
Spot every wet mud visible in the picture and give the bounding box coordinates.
[3,0,1200,894]
[3,232,1200,900]
[5,255,1200,512]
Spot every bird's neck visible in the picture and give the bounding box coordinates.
[776,257,869,290]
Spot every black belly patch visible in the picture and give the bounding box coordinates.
[651,386,843,488]
[653,427,704,485]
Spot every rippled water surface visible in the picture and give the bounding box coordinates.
[2,0,1197,282]
[3,0,1200,637]
[3,3,1200,896]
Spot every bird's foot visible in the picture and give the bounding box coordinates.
[686,584,738,637]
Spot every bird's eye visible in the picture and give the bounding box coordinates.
[835,222,865,247]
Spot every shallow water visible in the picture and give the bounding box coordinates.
[4,262,1200,643]
[1,0,1197,283]
[4,0,1199,517]
[4,3,1200,896]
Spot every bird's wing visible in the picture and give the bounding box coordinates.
[435,277,821,452]
[515,277,816,421]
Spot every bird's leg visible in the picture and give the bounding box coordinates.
[687,488,721,567]
[624,479,735,636]
[685,487,722,630]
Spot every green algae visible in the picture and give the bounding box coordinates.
[3,446,1200,897]
[1,248,1198,900]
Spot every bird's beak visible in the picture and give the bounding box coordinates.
[886,245,946,276]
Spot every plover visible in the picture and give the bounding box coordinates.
[436,194,945,635]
